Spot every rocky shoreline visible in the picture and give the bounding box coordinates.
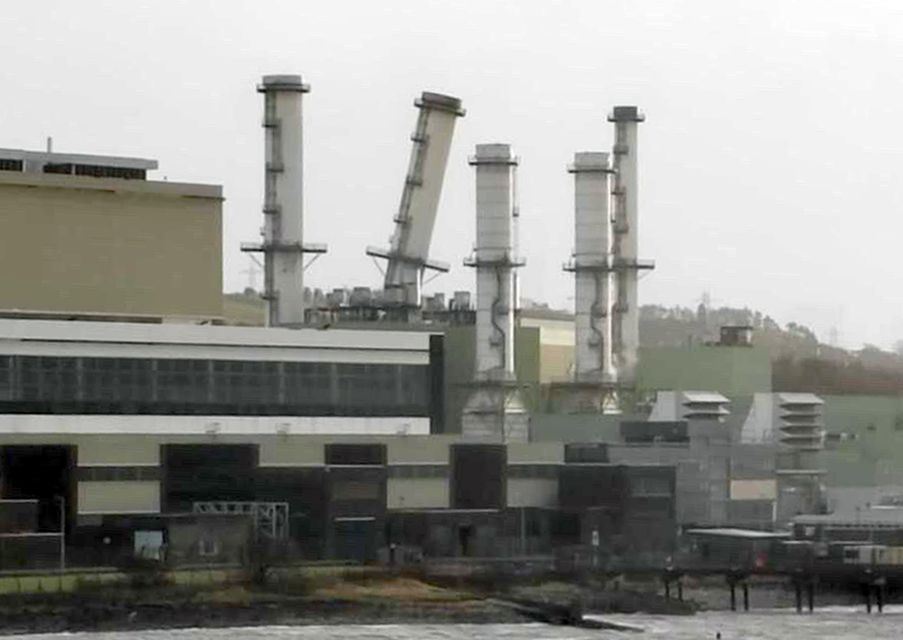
[8,570,871,635]
[0,572,697,635]
[0,597,532,636]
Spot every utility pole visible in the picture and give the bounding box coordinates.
[55,495,66,587]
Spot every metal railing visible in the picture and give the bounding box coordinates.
[192,501,290,540]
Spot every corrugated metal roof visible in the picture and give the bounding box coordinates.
[0,318,432,351]
[794,508,903,527]
[682,391,730,404]
[777,393,824,406]
[685,528,790,539]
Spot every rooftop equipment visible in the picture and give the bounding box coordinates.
[461,143,528,442]
[242,74,327,327]
[608,106,654,386]
[452,290,471,311]
[740,392,826,525]
[0,147,156,179]
[719,325,755,347]
[366,92,465,317]
[649,391,731,422]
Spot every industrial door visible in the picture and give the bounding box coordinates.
[333,518,376,563]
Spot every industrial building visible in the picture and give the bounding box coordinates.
[0,317,678,566]
[0,71,847,570]
[0,147,223,321]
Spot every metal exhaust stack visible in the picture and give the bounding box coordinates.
[367,92,465,318]
[461,143,528,442]
[561,151,619,412]
[609,106,653,386]
[242,74,326,327]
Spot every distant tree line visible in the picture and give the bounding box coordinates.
[772,355,903,396]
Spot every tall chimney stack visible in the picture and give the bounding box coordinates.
[569,152,616,384]
[461,143,528,442]
[367,92,465,318]
[608,106,653,385]
[243,74,326,327]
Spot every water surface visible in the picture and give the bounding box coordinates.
[8,608,903,639]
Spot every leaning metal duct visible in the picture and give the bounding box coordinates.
[367,93,465,315]
[561,152,618,412]
[461,143,528,442]
[242,74,326,327]
[609,106,653,386]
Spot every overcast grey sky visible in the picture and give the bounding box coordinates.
[2,1,902,349]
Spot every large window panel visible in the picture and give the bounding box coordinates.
[284,362,332,406]
[0,356,11,401]
[18,356,78,401]
[156,359,209,404]
[82,357,152,403]
[0,355,432,417]
[212,360,278,406]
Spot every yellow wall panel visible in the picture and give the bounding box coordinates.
[387,478,449,509]
[78,481,160,514]
[0,175,222,318]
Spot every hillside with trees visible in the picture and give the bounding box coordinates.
[640,304,903,396]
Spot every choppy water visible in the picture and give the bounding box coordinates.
[7,608,903,639]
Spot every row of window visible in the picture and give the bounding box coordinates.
[0,160,144,179]
[388,465,448,479]
[507,464,560,479]
[77,466,161,482]
[42,163,146,179]
[0,356,431,416]
[74,464,595,483]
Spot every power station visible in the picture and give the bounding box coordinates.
[0,72,846,571]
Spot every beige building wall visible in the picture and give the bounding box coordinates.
[520,316,576,383]
[0,433,568,515]
[387,478,449,509]
[539,344,575,383]
[387,436,454,464]
[730,479,777,500]
[259,439,325,466]
[507,442,564,464]
[0,173,222,319]
[0,433,159,466]
[78,481,160,514]
[76,436,160,466]
[0,433,459,468]
[0,434,562,468]
[507,478,558,507]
